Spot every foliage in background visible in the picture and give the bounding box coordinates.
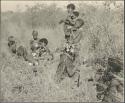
[0,1,124,102]
[1,1,124,59]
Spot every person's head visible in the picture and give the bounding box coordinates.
[8,36,16,46]
[32,30,38,40]
[71,11,79,19]
[65,34,70,42]
[67,3,75,14]
[8,36,15,42]
[8,36,17,53]
[74,19,84,29]
[39,38,48,47]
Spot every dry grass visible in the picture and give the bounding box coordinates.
[0,1,124,102]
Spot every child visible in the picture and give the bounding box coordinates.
[62,11,82,53]
[8,36,17,54]
[59,4,76,36]
[71,18,84,32]
[38,38,53,61]
[60,11,80,42]
[30,30,40,58]
[68,11,80,28]
[59,3,75,23]
[70,18,84,44]
[66,11,80,38]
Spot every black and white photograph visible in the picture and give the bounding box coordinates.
[0,0,124,102]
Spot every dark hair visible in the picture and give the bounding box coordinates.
[67,3,75,10]
[8,41,16,47]
[73,11,79,17]
[32,30,38,36]
[39,38,48,45]
[65,35,70,39]
[8,36,15,42]
[76,19,84,28]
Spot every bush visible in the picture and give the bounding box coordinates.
[1,2,124,60]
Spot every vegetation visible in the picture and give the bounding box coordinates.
[1,1,124,102]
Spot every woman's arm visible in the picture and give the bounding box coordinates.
[72,30,83,44]
[45,47,54,60]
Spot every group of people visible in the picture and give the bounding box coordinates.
[6,3,124,102]
[7,3,84,86]
[8,30,53,66]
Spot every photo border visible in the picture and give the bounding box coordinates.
[0,0,124,103]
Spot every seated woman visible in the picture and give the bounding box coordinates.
[38,38,53,61]
[16,45,39,66]
[7,36,38,66]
